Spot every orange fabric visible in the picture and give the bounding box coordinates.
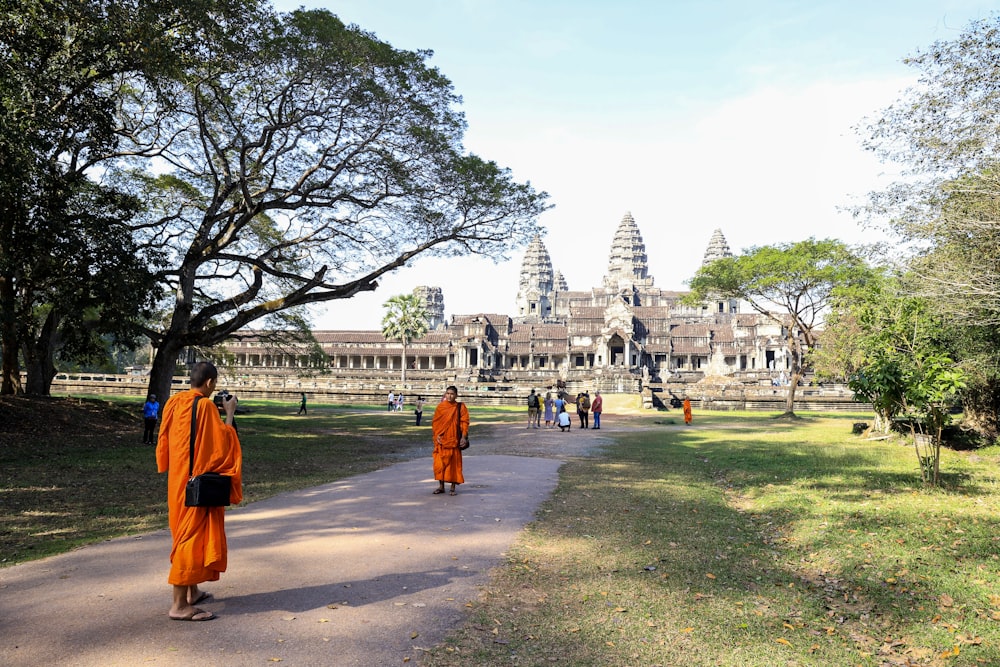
[682,399,692,424]
[431,400,468,485]
[156,389,243,586]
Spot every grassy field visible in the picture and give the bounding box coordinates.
[424,412,1000,667]
[5,398,1000,665]
[0,395,520,564]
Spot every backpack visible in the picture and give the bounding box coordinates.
[528,393,539,408]
[580,395,590,410]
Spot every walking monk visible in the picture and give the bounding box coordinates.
[683,397,693,425]
[156,361,243,621]
[431,385,469,496]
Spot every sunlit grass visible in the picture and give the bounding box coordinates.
[425,413,1000,666]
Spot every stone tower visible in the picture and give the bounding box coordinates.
[515,235,555,322]
[553,269,569,292]
[603,211,655,292]
[702,228,734,265]
[698,229,740,316]
[412,286,445,330]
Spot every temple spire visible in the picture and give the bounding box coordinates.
[702,229,733,265]
[515,234,554,321]
[603,211,654,290]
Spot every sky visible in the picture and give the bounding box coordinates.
[270,0,997,330]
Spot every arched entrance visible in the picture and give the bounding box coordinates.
[609,333,627,367]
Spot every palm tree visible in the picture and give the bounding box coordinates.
[381,293,430,384]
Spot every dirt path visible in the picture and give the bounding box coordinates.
[0,419,638,666]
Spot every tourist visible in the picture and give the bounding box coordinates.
[683,397,692,425]
[431,385,468,496]
[414,395,425,426]
[543,390,554,428]
[142,393,160,445]
[576,392,590,429]
[156,361,243,621]
[557,405,571,431]
[396,393,405,411]
[591,391,603,429]
[297,392,307,415]
[387,390,395,412]
[527,389,540,429]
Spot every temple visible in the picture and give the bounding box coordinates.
[219,212,792,393]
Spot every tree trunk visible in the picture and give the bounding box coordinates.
[22,309,60,396]
[962,378,1000,442]
[147,340,186,405]
[400,339,408,384]
[0,275,21,395]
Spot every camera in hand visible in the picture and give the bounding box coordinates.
[213,389,234,409]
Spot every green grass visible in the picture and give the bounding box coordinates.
[0,395,521,564]
[424,412,1000,666]
[7,399,1000,665]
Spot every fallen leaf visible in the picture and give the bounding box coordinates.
[940,594,955,608]
[410,632,419,639]
[680,627,694,633]
[938,645,960,658]
[318,619,329,624]
[775,638,791,646]
[705,573,716,579]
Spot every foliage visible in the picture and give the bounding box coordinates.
[109,7,549,403]
[0,0,260,394]
[686,238,870,416]
[822,271,967,482]
[859,15,1000,443]
[381,292,430,383]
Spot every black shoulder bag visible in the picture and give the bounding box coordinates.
[184,396,232,507]
[456,402,470,450]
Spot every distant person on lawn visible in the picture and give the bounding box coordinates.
[683,397,692,425]
[142,393,160,445]
[156,361,243,621]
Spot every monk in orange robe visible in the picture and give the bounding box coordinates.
[682,397,693,425]
[156,361,243,621]
[431,385,469,496]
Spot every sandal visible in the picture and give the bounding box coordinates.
[433,488,445,494]
[449,490,457,496]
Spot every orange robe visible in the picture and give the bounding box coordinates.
[682,399,692,424]
[431,400,468,485]
[156,389,243,586]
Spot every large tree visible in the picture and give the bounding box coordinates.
[0,0,262,394]
[381,293,430,384]
[686,238,869,417]
[117,8,549,403]
[859,15,1000,440]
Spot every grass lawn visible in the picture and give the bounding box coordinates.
[0,395,520,564]
[425,412,1000,667]
[5,397,1000,665]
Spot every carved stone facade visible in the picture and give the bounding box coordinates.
[219,212,791,385]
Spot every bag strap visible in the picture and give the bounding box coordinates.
[454,402,464,441]
[188,395,202,479]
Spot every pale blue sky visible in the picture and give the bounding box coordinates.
[269,1,996,329]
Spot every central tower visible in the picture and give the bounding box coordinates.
[603,212,655,291]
